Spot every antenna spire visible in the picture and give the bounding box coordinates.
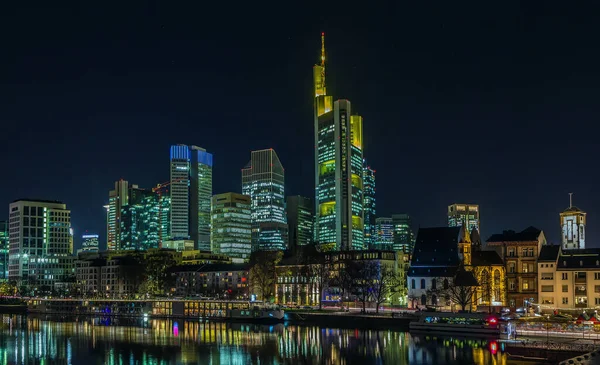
[569,192,573,208]
[321,32,325,67]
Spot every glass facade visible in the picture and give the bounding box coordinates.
[0,221,8,280]
[120,187,160,251]
[392,214,415,253]
[107,180,129,251]
[287,196,314,248]
[241,149,288,251]
[362,161,376,249]
[81,234,99,252]
[211,193,252,260]
[169,145,213,251]
[375,217,394,250]
[448,204,480,233]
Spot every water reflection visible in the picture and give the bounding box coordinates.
[0,315,506,364]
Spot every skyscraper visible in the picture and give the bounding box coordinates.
[8,199,74,286]
[363,162,376,249]
[313,34,364,251]
[242,149,288,251]
[170,144,213,251]
[211,192,252,260]
[0,221,8,280]
[392,214,415,253]
[120,186,160,250]
[107,180,129,251]
[448,203,480,233]
[81,233,99,252]
[560,193,586,250]
[287,196,314,248]
[375,217,394,250]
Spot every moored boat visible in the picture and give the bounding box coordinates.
[226,303,284,322]
[409,311,500,336]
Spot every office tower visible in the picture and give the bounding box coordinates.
[81,233,99,252]
[119,186,160,250]
[211,192,252,260]
[392,214,415,253]
[363,162,376,248]
[375,217,394,250]
[560,193,586,250]
[448,203,480,233]
[0,221,8,280]
[107,180,129,251]
[170,144,213,251]
[8,199,74,286]
[242,149,288,251]
[287,196,314,248]
[313,34,365,251]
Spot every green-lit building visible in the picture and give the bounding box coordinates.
[363,161,376,249]
[287,196,313,248]
[375,217,394,250]
[0,221,7,280]
[119,186,160,251]
[242,149,288,251]
[313,34,364,251]
[211,192,252,260]
[392,214,415,253]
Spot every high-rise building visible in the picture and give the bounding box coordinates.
[120,186,160,251]
[287,196,314,248]
[81,234,99,253]
[107,180,129,251]
[242,149,288,251]
[211,192,252,260]
[375,217,394,250]
[392,214,415,253]
[170,144,213,251]
[560,193,586,250]
[0,221,8,280]
[448,204,480,233]
[363,162,376,249]
[8,199,74,286]
[313,34,364,251]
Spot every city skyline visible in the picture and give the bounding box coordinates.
[2,3,599,250]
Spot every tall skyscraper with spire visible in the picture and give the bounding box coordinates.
[313,33,365,251]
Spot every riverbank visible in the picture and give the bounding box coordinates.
[285,311,412,329]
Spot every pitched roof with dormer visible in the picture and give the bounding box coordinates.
[408,227,461,277]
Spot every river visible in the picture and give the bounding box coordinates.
[0,314,511,364]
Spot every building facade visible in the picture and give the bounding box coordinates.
[560,197,586,250]
[313,34,364,252]
[162,239,195,252]
[0,221,8,280]
[375,217,394,250]
[8,199,74,287]
[107,180,129,251]
[287,196,314,248]
[173,263,250,298]
[211,193,252,260]
[448,204,480,233]
[242,149,288,251]
[363,162,376,249]
[486,227,547,309]
[170,144,213,251]
[119,186,160,251]
[392,214,414,253]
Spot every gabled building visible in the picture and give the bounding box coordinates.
[486,226,547,309]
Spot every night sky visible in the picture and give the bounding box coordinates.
[2,2,599,250]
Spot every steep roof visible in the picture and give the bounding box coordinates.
[557,249,600,269]
[409,227,461,277]
[471,250,504,266]
[538,245,561,262]
[454,268,480,287]
[470,227,482,246]
[486,226,542,243]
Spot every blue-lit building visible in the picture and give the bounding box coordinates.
[242,149,288,251]
[363,161,376,249]
[81,233,99,253]
[170,144,213,251]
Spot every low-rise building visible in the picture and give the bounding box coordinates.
[537,245,600,312]
[173,264,250,299]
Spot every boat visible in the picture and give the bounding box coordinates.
[409,311,500,336]
[226,303,284,322]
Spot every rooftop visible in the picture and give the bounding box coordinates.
[471,250,504,266]
[410,227,461,268]
[538,245,561,262]
[486,226,542,243]
[171,263,250,273]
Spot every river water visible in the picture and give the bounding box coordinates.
[0,314,509,364]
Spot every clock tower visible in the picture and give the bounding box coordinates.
[561,193,586,250]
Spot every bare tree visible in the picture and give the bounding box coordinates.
[306,252,331,309]
[347,260,378,313]
[249,251,283,302]
[370,265,401,314]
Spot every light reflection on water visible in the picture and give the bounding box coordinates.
[0,314,506,364]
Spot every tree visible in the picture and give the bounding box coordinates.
[330,263,355,308]
[448,268,479,311]
[370,265,401,314]
[249,251,283,302]
[305,250,330,309]
[347,260,378,313]
[144,251,179,296]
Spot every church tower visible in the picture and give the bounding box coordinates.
[561,193,586,250]
[458,222,472,266]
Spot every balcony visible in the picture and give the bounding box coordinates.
[575,302,588,308]
[575,287,587,296]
